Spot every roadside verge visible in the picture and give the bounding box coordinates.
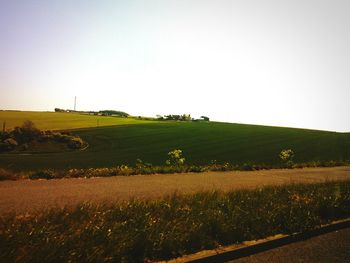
[169,218,350,263]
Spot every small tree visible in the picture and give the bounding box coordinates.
[279,149,294,167]
[13,120,41,143]
[166,149,185,166]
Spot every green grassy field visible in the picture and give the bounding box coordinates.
[0,111,156,130]
[0,111,349,170]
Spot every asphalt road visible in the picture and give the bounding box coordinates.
[234,227,350,263]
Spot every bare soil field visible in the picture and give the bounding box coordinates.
[0,166,349,215]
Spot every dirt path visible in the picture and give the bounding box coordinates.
[0,166,349,215]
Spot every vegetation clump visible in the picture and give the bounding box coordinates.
[280,149,295,167]
[99,110,129,117]
[156,114,210,122]
[1,181,349,262]
[54,108,129,117]
[0,159,349,181]
[29,169,56,180]
[160,114,192,121]
[0,138,18,151]
[166,149,186,166]
[0,120,86,153]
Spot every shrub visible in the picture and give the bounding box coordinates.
[135,159,153,174]
[0,131,10,141]
[21,120,40,133]
[240,163,254,171]
[187,165,206,173]
[279,149,295,167]
[2,138,18,150]
[0,122,86,153]
[12,120,41,143]
[166,149,185,166]
[0,139,18,151]
[48,132,84,149]
[116,165,134,176]
[67,168,85,178]
[29,169,55,180]
[52,133,70,142]
[68,137,84,149]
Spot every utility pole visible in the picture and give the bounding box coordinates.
[74,96,77,111]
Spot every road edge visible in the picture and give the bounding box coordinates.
[168,217,350,263]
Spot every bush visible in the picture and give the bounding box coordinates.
[12,120,41,143]
[29,170,56,180]
[67,169,86,178]
[166,149,185,166]
[135,159,153,174]
[2,138,18,151]
[279,149,295,167]
[187,165,206,173]
[49,132,84,149]
[116,165,134,176]
[68,137,84,149]
[0,140,17,152]
[0,131,10,141]
[99,110,129,117]
[0,122,86,153]
[52,133,70,142]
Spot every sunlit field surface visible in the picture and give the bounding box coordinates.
[0,111,156,130]
[0,112,349,170]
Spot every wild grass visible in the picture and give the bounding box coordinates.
[1,159,348,180]
[1,181,350,262]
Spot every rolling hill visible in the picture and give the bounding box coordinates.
[0,111,350,170]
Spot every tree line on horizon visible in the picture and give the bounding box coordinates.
[54,108,129,117]
[156,114,209,122]
[54,108,209,122]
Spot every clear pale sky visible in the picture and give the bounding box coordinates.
[1,0,349,132]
